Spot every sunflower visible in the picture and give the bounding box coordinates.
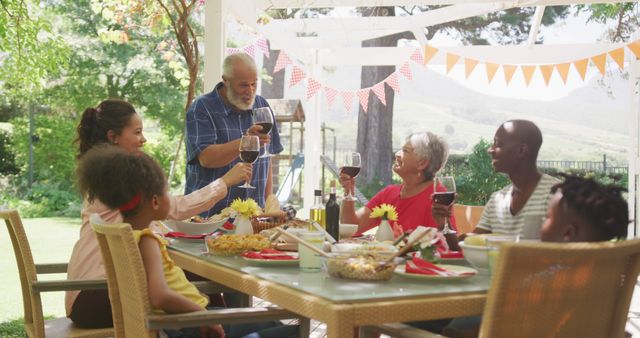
[369,203,398,221]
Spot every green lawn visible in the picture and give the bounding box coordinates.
[0,217,81,323]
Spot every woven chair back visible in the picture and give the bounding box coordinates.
[480,239,640,338]
[91,215,155,338]
[1,209,45,337]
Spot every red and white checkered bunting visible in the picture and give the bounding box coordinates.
[289,66,305,87]
[274,51,292,73]
[385,73,400,94]
[306,78,322,100]
[324,87,338,108]
[226,47,240,55]
[341,91,354,112]
[243,45,255,58]
[371,82,386,105]
[399,62,412,80]
[409,48,424,64]
[357,88,371,112]
[256,38,269,58]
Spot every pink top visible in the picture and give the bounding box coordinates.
[365,183,457,233]
[65,179,228,315]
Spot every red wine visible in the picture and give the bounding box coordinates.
[340,166,360,178]
[240,150,259,163]
[433,192,456,206]
[256,122,273,134]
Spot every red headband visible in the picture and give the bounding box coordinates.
[119,193,141,212]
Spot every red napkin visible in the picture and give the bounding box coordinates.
[437,246,465,259]
[241,249,297,260]
[165,232,206,240]
[405,257,447,275]
[222,221,235,230]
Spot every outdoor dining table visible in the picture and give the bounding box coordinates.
[168,240,490,338]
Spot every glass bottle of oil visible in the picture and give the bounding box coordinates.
[309,189,326,230]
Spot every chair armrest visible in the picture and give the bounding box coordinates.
[35,263,68,274]
[147,307,299,330]
[31,279,107,292]
[360,323,448,338]
[190,281,235,294]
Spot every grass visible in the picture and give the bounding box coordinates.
[0,217,80,327]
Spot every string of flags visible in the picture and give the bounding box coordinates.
[226,38,640,113]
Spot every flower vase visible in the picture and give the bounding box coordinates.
[420,246,440,263]
[375,219,394,242]
[234,216,253,235]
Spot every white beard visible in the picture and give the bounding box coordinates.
[227,89,255,110]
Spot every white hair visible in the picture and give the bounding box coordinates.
[407,132,449,181]
[222,53,257,79]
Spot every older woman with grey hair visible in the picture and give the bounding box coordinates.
[339,131,457,235]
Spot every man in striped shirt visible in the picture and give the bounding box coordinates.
[472,120,559,239]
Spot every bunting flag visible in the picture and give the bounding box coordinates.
[485,62,499,83]
[591,53,607,76]
[521,65,536,86]
[324,87,338,108]
[226,47,240,55]
[357,88,371,112]
[256,38,270,57]
[464,58,479,79]
[371,82,386,105]
[243,45,255,58]
[446,53,461,74]
[629,40,640,58]
[556,63,571,84]
[399,62,413,80]
[503,65,517,85]
[539,65,554,86]
[289,66,305,87]
[410,48,424,64]
[341,91,354,112]
[274,51,292,73]
[608,47,625,70]
[423,45,439,65]
[573,58,589,80]
[385,73,400,93]
[306,78,322,100]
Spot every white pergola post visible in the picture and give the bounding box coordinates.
[301,49,323,218]
[630,53,640,238]
[204,1,228,91]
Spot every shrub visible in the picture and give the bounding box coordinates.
[0,129,19,176]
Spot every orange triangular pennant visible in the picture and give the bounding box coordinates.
[424,45,439,65]
[539,65,554,86]
[464,58,479,79]
[556,63,570,84]
[628,40,640,59]
[573,58,588,81]
[503,65,517,85]
[485,62,499,83]
[446,53,461,74]
[521,65,536,86]
[608,47,625,70]
[591,53,606,76]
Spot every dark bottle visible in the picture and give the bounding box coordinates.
[325,180,340,242]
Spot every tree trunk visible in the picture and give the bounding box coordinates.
[357,7,412,187]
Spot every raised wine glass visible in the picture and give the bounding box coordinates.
[238,135,259,189]
[252,107,274,158]
[432,176,457,235]
[340,152,361,201]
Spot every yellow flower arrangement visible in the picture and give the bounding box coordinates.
[229,198,262,218]
[369,203,398,221]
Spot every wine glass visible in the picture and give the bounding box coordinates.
[252,107,274,158]
[238,135,259,189]
[433,176,456,235]
[339,152,361,201]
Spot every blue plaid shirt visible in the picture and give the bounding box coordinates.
[185,82,283,217]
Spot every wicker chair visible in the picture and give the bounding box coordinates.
[452,204,483,235]
[91,215,308,337]
[1,209,112,338]
[361,239,640,338]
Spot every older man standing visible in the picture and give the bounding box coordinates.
[185,53,283,217]
[471,119,559,239]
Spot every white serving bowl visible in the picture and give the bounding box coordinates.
[339,223,358,239]
[162,218,226,236]
[459,242,489,270]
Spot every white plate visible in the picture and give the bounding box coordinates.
[394,264,478,280]
[167,236,205,243]
[162,218,227,236]
[242,256,299,266]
